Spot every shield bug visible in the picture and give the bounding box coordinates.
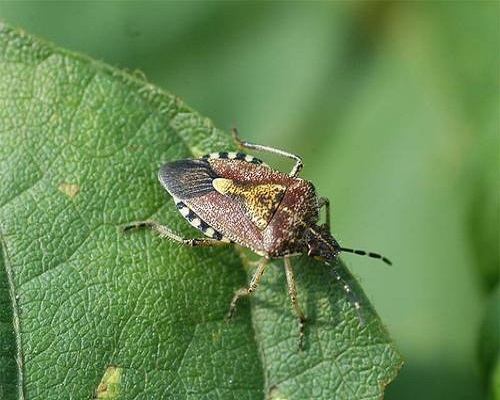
[124,129,391,350]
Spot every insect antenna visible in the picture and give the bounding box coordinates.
[339,247,392,266]
[325,261,365,326]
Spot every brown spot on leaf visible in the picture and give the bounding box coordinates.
[94,365,122,399]
[268,385,288,400]
[58,183,80,200]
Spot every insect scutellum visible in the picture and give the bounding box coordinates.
[124,128,391,351]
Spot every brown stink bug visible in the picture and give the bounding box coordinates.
[125,129,391,350]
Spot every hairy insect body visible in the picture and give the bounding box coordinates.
[161,157,324,259]
[125,133,390,351]
[262,178,320,258]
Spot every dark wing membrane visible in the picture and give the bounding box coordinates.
[158,159,219,199]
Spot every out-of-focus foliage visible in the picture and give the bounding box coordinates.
[0,24,401,398]
[0,2,497,399]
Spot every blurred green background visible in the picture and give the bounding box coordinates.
[1,2,497,399]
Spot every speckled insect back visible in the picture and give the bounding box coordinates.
[124,129,391,351]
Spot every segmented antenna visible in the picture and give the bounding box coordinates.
[340,247,392,265]
[326,261,365,326]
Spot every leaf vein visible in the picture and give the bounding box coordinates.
[0,224,25,399]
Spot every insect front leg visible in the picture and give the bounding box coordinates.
[231,128,303,178]
[226,256,269,321]
[123,221,230,247]
[284,256,306,351]
[317,197,331,231]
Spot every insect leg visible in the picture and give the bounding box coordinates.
[284,256,306,351]
[232,128,303,177]
[123,221,229,247]
[317,197,331,231]
[226,257,269,321]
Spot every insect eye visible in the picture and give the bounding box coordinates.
[304,228,340,261]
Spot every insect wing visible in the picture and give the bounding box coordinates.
[159,159,217,199]
[159,158,267,252]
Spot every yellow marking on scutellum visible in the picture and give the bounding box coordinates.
[212,178,285,230]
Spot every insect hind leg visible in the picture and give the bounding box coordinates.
[123,221,229,247]
[232,128,303,177]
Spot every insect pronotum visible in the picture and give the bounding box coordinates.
[124,129,391,351]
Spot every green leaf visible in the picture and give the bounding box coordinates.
[0,24,402,399]
[478,286,500,400]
